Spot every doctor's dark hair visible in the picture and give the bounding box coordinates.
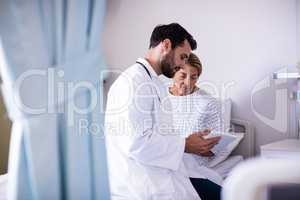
[149,23,197,50]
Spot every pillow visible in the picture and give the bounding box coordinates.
[0,174,7,185]
[206,132,244,168]
[220,98,232,132]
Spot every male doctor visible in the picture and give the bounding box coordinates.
[105,23,221,200]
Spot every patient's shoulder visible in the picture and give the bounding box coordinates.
[195,89,209,96]
[194,89,214,98]
[194,89,220,104]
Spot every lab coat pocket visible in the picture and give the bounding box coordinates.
[128,160,152,200]
[145,166,176,197]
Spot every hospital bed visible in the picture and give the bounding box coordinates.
[0,100,256,199]
[214,96,255,177]
[212,116,255,179]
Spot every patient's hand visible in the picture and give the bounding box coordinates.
[184,129,220,156]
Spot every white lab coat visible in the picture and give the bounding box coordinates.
[105,58,200,200]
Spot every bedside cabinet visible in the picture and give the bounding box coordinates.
[260,139,300,159]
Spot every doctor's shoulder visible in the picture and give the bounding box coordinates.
[108,63,152,94]
[109,64,141,85]
[124,63,154,86]
[107,65,136,95]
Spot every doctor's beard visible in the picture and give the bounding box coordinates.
[160,51,178,78]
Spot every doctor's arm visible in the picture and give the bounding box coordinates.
[127,82,220,170]
[185,131,220,156]
[127,81,186,171]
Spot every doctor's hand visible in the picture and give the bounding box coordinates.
[184,130,221,156]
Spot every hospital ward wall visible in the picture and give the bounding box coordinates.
[102,0,298,154]
[298,0,300,62]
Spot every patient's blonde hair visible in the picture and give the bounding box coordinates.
[187,53,202,76]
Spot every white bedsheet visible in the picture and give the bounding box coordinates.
[0,174,7,200]
[212,155,244,179]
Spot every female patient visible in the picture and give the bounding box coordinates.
[168,53,223,200]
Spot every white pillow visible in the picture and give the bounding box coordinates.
[221,99,232,132]
[206,132,244,168]
[0,174,7,185]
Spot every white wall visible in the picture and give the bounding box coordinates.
[297,0,300,62]
[102,0,298,154]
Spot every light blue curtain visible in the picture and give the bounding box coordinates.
[0,0,110,199]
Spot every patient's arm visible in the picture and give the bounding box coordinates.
[205,99,222,132]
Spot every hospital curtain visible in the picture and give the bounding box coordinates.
[0,0,109,199]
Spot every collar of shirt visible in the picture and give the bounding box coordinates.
[136,58,159,78]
